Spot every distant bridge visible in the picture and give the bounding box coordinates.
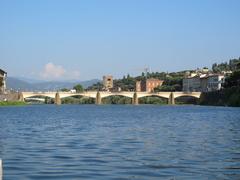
[19,91,202,105]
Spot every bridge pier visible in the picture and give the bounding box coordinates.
[18,92,24,102]
[96,91,102,105]
[55,92,61,105]
[132,92,138,105]
[168,92,175,105]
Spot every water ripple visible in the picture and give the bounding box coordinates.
[0,105,240,179]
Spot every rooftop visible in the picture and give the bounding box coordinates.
[0,69,7,74]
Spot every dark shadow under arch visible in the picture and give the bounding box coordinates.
[61,95,95,104]
[25,95,54,104]
[102,95,132,104]
[175,95,199,105]
[138,95,168,105]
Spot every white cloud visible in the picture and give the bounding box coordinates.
[40,62,66,79]
[40,62,80,80]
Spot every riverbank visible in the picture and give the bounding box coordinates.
[0,101,27,106]
[199,86,240,107]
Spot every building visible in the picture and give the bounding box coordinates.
[182,76,201,92]
[136,81,141,92]
[136,78,164,92]
[103,75,113,90]
[200,76,208,92]
[0,69,7,94]
[207,74,225,92]
[183,74,225,92]
[202,67,209,73]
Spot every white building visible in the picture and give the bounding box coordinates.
[182,76,201,92]
[207,74,225,92]
[0,69,7,94]
[183,74,225,92]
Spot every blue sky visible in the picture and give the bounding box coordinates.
[0,0,240,81]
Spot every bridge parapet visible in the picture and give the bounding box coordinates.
[100,91,134,98]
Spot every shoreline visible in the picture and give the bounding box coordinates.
[0,101,27,106]
[0,102,239,107]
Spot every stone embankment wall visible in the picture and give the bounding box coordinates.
[0,93,20,101]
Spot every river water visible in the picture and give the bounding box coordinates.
[0,105,240,180]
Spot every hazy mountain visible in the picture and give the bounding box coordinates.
[7,77,100,91]
[16,77,46,84]
[7,77,35,91]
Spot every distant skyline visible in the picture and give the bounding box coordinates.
[1,0,240,81]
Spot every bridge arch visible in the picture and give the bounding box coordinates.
[174,95,199,104]
[59,93,96,99]
[173,92,201,99]
[100,93,133,99]
[138,94,170,99]
[22,94,55,99]
[137,92,171,99]
[23,94,55,104]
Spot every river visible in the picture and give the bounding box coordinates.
[0,105,240,179]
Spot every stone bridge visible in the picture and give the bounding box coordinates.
[20,91,202,105]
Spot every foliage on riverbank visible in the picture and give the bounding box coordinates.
[0,101,27,106]
[199,87,240,107]
[139,97,167,105]
[102,96,132,104]
[61,96,95,104]
[103,96,197,105]
[58,95,199,105]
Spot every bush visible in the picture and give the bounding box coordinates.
[102,96,132,104]
[139,97,167,104]
[0,101,27,106]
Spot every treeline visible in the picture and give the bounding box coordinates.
[212,58,240,73]
[87,71,186,92]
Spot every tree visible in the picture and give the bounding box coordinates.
[212,63,218,72]
[86,82,103,91]
[73,84,84,92]
[224,70,240,88]
[60,88,69,92]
